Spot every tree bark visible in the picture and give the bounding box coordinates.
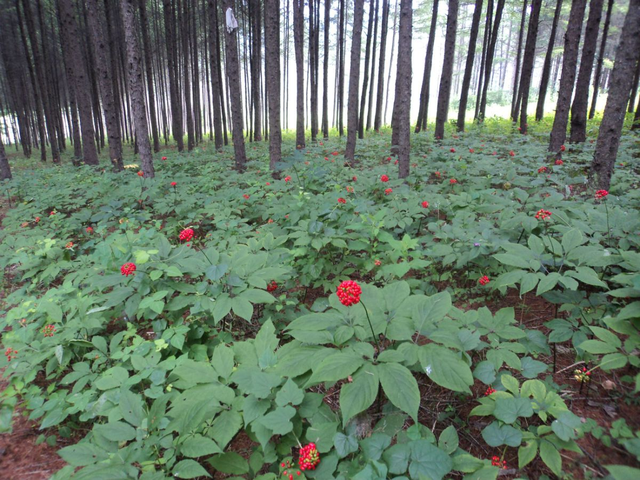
[120,0,155,177]
[415,0,438,133]
[358,0,375,139]
[163,0,184,151]
[510,0,528,122]
[366,0,379,131]
[0,134,11,181]
[139,0,160,152]
[86,0,124,171]
[293,0,305,148]
[535,0,563,121]
[223,0,247,171]
[58,0,100,166]
[309,0,319,141]
[590,0,640,189]
[434,0,458,140]
[207,0,224,149]
[180,0,195,151]
[478,0,505,120]
[518,0,542,134]
[250,0,263,141]
[265,0,281,173]
[395,0,411,179]
[374,0,390,132]
[549,0,587,151]
[344,0,365,162]
[628,60,640,113]
[321,0,331,138]
[456,0,483,132]
[589,0,613,119]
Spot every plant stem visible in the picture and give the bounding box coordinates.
[360,299,381,355]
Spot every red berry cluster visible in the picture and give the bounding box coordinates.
[4,347,18,362]
[137,171,144,177]
[538,166,548,173]
[86,226,93,234]
[449,178,458,185]
[435,171,441,178]
[574,366,592,382]
[380,174,389,183]
[338,198,346,204]
[243,194,250,200]
[336,280,361,307]
[491,456,507,469]
[267,280,278,292]
[179,228,194,242]
[280,459,302,479]
[346,186,354,193]
[478,275,490,286]
[299,443,320,471]
[65,242,74,250]
[121,263,137,276]
[162,156,168,160]
[484,386,496,396]
[42,325,56,337]
[384,188,393,195]
[535,209,552,220]
[450,148,456,153]
[421,201,429,208]
[35,217,41,223]
[284,176,292,182]
[595,189,608,200]
[171,181,177,187]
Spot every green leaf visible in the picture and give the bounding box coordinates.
[165,265,183,277]
[452,453,485,473]
[120,390,145,427]
[254,319,279,358]
[240,289,276,304]
[438,425,459,454]
[551,411,582,441]
[420,344,473,393]
[360,433,392,461]
[473,361,496,385]
[579,340,618,355]
[605,465,640,480]
[96,421,136,442]
[383,443,410,475]
[537,273,562,295]
[520,357,548,378]
[94,367,129,390]
[57,444,109,466]
[308,352,364,385]
[409,440,453,480]
[181,435,222,457]
[566,267,608,288]
[211,344,235,379]
[172,459,212,478]
[590,326,622,348]
[481,422,522,447]
[494,254,531,269]
[232,297,254,321]
[377,363,420,422]
[562,229,583,253]
[258,406,296,435]
[340,364,379,424]
[208,452,249,475]
[275,378,304,407]
[539,440,562,477]
[211,410,242,449]
[518,441,538,469]
[493,398,534,424]
[334,433,359,458]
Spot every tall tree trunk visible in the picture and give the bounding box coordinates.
[293,0,305,148]
[414,0,438,133]
[207,0,224,149]
[250,0,263,141]
[309,0,319,141]
[223,0,247,171]
[374,0,390,132]
[510,0,528,122]
[395,0,411,179]
[265,0,281,173]
[321,0,331,138]
[366,0,379,131]
[628,61,640,113]
[337,0,346,135]
[589,0,614,119]
[58,0,100,166]
[590,0,640,189]
[569,0,604,142]
[479,0,505,120]
[344,0,365,162]
[180,0,195,151]
[86,0,124,171]
[474,0,492,121]
[535,0,563,121]
[163,0,184,151]
[139,0,160,152]
[548,0,587,151]
[518,0,542,134]
[456,0,483,132]
[358,0,375,139]
[0,135,11,181]
[434,0,458,140]
[632,93,640,130]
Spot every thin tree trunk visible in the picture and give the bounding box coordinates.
[58,0,99,166]
[510,0,528,122]
[337,0,346,135]
[86,0,124,171]
[548,0,587,151]
[414,0,438,133]
[366,0,379,131]
[474,0,492,121]
[208,0,224,149]
[321,0,330,138]
[344,0,365,162]
[374,0,390,132]
[358,0,375,139]
[628,61,640,113]
[265,0,281,173]
[536,0,563,121]
[120,0,154,177]
[395,0,411,179]
[138,0,160,152]
[456,0,483,132]
[589,0,614,119]
[590,0,640,189]
[294,0,305,148]
[0,135,11,181]
[163,0,184,151]
[309,0,319,141]
[180,0,195,151]
[434,0,458,140]
[223,0,248,171]
[383,0,398,125]
[632,93,640,130]
[479,0,505,121]
[518,0,542,134]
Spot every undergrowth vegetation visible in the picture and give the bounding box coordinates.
[1,119,639,479]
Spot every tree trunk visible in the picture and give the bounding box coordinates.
[58,0,100,166]
[478,0,505,120]
[0,135,11,181]
[628,60,640,113]
[456,0,483,132]
[86,0,124,171]
[223,0,248,171]
[358,0,375,139]
[395,0,411,179]
[120,0,155,177]
[569,0,604,142]
[632,93,640,130]
[207,0,224,149]
[250,0,263,141]
[474,0,492,121]
[518,0,542,134]
[414,0,438,133]
[293,0,305,148]
[374,0,390,132]
[535,0,563,121]
[434,0,458,140]
[590,0,640,189]
[510,0,528,122]
[589,0,613,119]
[321,0,331,138]
[308,0,319,141]
[138,0,160,152]
[265,0,281,173]
[163,0,184,151]
[344,0,365,162]
[366,0,379,131]
[549,0,587,151]
[180,0,195,151]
